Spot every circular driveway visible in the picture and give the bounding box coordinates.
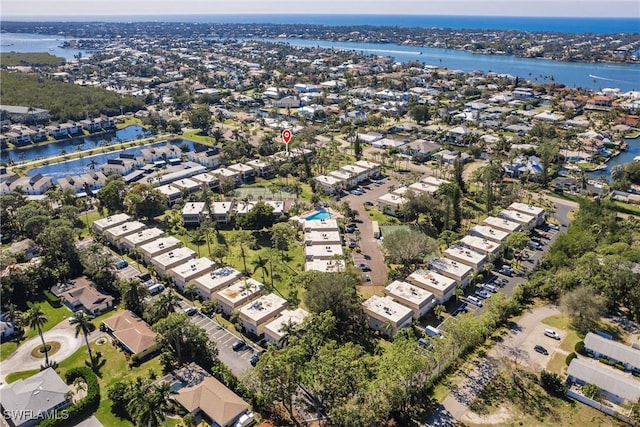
[0,328,84,382]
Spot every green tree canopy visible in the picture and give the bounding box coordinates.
[124,183,167,220]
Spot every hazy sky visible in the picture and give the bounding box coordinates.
[2,0,638,19]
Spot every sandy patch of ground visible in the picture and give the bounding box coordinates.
[461,406,512,425]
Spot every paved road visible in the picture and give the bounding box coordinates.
[426,305,561,426]
[0,326,103,383]
[342,178,398,286]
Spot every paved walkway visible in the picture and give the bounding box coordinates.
[0,325,102,383]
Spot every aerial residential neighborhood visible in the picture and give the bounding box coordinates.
[0,9,639,427]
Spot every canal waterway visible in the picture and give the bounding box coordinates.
[0,125,151,164]
[0,33,91,61]
[588,136,640,180]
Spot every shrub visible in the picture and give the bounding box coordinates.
[614,363,626,371]
[575,340,586,355]
[39,367,99,427]
[540,370,565,396]
[598,357,615,366]
[43,290,62,308]
[582,383,600,400]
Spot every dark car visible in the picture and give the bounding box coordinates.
[232,340,246,351]
[355,263,371,272]
[114,260,128,270]
[250,351,265,366]
[534,344,549,355]
[452,303,469,317]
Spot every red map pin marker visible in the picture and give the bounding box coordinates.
[282,129,292,144]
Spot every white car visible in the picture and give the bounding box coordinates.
[544,328,561,340]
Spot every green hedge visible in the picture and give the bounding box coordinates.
[575,340,586,355]
[43,290,62,308]
[38,367,100,427]
[565,352,577,366]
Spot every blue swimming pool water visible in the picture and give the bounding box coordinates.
[305,209,332,221]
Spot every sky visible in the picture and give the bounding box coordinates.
[1,0,638,19]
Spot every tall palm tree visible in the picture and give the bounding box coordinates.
[231,230,256,275]
[119,279,149,317]
[152,290,180,320]
[22,306,49,366]
[74,312,95,368]
[251,255,269,284]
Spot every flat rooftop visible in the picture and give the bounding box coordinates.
[263,308,310,340]
[428,257,473,279]
[470,225,509,243]
[304,230,342,244]
[121,227,165,247]
[240,293,288,323]
[444,246,487,266]
[314,175,343,186]
[508,202,545,217]
[305,259,346,272]
[408,182,439,195]
[378,192,408,206]
[483,216,521,233]
[210,201,233,215]
[217,278,264,305]
[362,295,413,324]
[385,280,435,306]
[172,178,200,192]
[193,266,243,293]
[407,269,457,292]
[354,160,380,170]
[191,172,220,186]
[105,221,146,239]
[304,219,339,231]
[304,244,343,259]
[421,176,450,187]
[139,236,182,256]
[499,209,535,225]
[460,235,501,254]
[152,247,196,268]
[182,202,207,216]
[93,213,131,231]
[170,257,216,280]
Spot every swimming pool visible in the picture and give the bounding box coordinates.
[305,209,332,221]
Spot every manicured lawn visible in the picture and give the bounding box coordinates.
[358,285,384,300]
[5,368,41,383]
[182,130,217,145]
[80,209,104,237]
[546,351,568,375]
[116,117,143,129]
[0,341,19,362]
[8,335,165,427]
[365,207,400,225]
[23,300,71,340]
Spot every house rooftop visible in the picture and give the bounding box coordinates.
[103,310,157,355]
[169,257,216,280]
[304,244,343,258]
[304,230,342,244]
[139,236,182,255]
[499,209,536,226]
[193,266,243,293]
[304,218,339,231]
[568,358,640,402]
[152,247,197,268]
[218,278,264,304]
[104,221,146,239]
[362,295,413,323]
[121,227,165,247]
[305,259,346,272]
[444,246,487,266]
[508,202,545,217]
[470,225,509,243]
[584,332,640,370]
[384,280,435,306]
[93,213,131,231]
[263,308,310,341]
[406,269,457,292]
[239,293,289,324]
[483,216,521,233]
[459,235,501,254]
[429,257,473,279]
[182,202,207,216]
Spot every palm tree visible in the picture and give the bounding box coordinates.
[251,255,269,284]
[152,290,180,320]
[119,279,149,317]
[74,312,96,368]
[22,306,49,366]
[231,230,256,274]
[184,283,198,301]
[289,182,303,201]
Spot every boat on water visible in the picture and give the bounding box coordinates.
[634,156,640,162]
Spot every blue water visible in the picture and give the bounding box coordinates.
[26,138,199,180]
[0,33,90,61]
[588,136,640,179]
[256,37,640,92]
[0,125,151,164]
[46,15,640,34]
[305,209,333,221]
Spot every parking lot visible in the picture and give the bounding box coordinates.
[180,301,257,376]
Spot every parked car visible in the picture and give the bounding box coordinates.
[364,201,374,207]
[498,266,513,276]
[544,328,561,340]
[250,351,264,366]
[345,225,358,233]
[452,303,469,317]
[183,307,198,316]
[534,344,549,355]
[355,263,371,271]
[466,296,483,307]
[548,224,560,231]
[348,239,357,249]
[474,289,490,299]
[232,340,246,351]
[482,283,497,293]
[528,240,542,250]
[350,190,364,196]
[114,260,128,270]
